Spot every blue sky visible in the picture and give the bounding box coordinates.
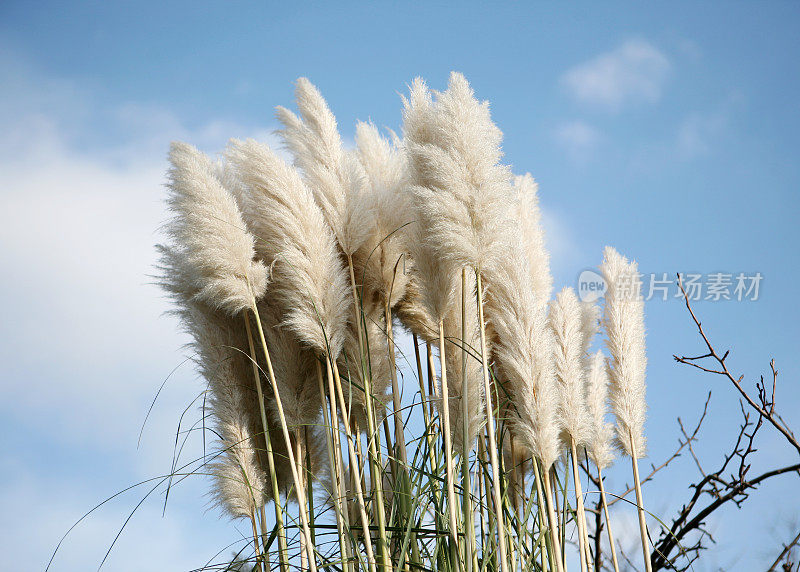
[1,2,798,570]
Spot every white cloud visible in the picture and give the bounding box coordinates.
[0,60,278,452]
[0,53,279,572]
[0,116,196,451]
[676,110,728,159]
[554,120,601,162]
[675,93,742,159]
[562,39,671,110]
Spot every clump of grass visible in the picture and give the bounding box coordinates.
[156,73,653,572]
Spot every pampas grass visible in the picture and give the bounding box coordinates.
[551,287,590,448]
[277,78,373,259]
[600,245,650,572]
[149,73,658,572]
[585,351,615,471]
[601,246,647,458]
[585,350,621,572]
[550,287,592,572]
[403,73,511,273]
[225,138,351,359]
[514,174,553,306]
[278,82,395,569]
[353,121,412,311]
[165,142,268,314]
[404,72,519,572]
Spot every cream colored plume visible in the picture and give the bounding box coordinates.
[352,122,413,310]
[224,138,351,359]
[481,205,560,467]
[514,173,553,305]
[276,78,373,257]
[486,256,560,468]
[156,246,279,515]
[402,210,459,323]
[585,350,615,469]
[403,72,513,274]
[600,246,648,458]
[550,287,590,446]
[164,141,268,315]
[210,420,267,519]
[398,78,456,323]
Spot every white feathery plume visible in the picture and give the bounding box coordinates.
[585,350,616,469]
[400,77,459,322]
[403,72,513,274]
[198,314,271,515]
[224,138,351,359]
[488,264,560,468]
[514,173,553,305]
[352,121,413,310]
[600,246,648,458]
[550,287,590,446]
[165,141,267,314]
[156,246,277,515]
[581,300,601,355]
[481,182,560,467]
[403,211,459,324]
[276,78,373,257]
[210,417,268,519]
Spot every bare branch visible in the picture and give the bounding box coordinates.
[649,277,800,570]
[768,529,800,572]
[674,274,800,456]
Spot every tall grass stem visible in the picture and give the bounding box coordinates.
[475,271,509,572]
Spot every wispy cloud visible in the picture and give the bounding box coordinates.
[0,54,275,570]
[675,92,742,159]
[554,120,601,162]
[0,55,279,448]
[676,109,729,159]
[561,39,671,111]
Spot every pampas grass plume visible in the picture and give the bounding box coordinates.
[157,246,275,516]
[514,173,553,305]
[600,246,648,458]
[277,78,373,257]
[210,419,268,519]
[550,287,590,446]
[165,141,268,314]
[403,72,512,274]
[487,257,560,467]
[353,121,412,309]
[585,350,616,469]
[225,138,351,359]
